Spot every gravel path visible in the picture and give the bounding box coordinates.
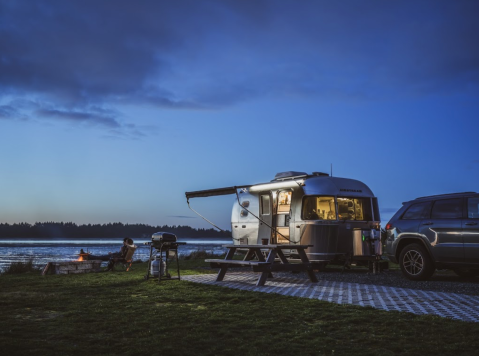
[274,267,479,296]
[185,271,479,322]
[203,266,479,296]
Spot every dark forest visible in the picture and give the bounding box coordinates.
[0,222,231,239]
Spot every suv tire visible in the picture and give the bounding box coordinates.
[399,243,435,281]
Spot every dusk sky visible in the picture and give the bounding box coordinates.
[1,0,478,230]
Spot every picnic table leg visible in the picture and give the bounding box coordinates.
[251,247,273,279]
[217,247,237,282]
[256,249,277,286]
[256,268,270,286]
[251,248,266,262]
[297,248,318,283]
[217,266,229,281]
[243,249,256,261]
[276,249,289,264]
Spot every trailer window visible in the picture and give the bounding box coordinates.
[261,195,270,215]
[337,197,372,221]
[302,196,336,220]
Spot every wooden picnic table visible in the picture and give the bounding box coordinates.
[205,244,319,287]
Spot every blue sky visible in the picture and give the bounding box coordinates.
[1,0,478,230]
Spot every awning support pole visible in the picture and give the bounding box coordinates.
[186,198,228,233]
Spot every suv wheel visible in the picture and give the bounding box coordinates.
[399,243,435,281]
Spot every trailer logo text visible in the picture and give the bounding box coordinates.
[340,188,362,193]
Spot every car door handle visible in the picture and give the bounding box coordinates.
[422,222,433,226]
[465,222,478,226]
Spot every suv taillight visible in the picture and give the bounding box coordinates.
[386,223,393,230]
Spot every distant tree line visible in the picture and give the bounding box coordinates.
[0,222,232,239]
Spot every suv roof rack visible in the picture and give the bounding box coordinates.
[414,192,477,200]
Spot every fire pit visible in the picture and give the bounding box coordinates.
[42,250,103,275]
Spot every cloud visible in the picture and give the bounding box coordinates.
[0,105,18,119]
[36,108,121,128]
[0,94,153,138]
[35,106,153,139]
[0,0,478,125]
[0,104,30,121]
[0,1,184,106]
[102,122,154,140]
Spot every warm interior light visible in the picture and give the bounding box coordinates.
[249,180,303,192]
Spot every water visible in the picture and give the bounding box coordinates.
[0,237,231,271]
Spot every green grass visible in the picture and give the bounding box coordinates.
[1,259,479,356]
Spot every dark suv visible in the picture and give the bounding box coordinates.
[385,192,479,280]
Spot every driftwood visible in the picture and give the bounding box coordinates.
[42,262,52,276]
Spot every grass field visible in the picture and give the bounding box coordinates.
[1,259,479,356]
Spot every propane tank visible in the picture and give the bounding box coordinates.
[151,256,167,277]
[151,257,160,277]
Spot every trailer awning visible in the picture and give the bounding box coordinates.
[185,185,251,199]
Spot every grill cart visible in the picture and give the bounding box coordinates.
[144,232,186,282]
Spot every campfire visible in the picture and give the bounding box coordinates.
[77,249,90,262]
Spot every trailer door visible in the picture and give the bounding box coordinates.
[275,190,292,243]
[258,193,272,243]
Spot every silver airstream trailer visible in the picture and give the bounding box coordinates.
[185,171,382,267]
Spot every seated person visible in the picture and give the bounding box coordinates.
[105,238,136,271]
[85,237,130,262]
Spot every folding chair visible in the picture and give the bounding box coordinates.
[109,245,137,271]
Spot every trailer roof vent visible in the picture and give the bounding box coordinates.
[274,171,308,181]
[312,172,329,177]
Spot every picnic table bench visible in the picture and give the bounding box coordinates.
[206,244,319,287]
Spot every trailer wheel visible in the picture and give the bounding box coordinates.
[399,243,435,281]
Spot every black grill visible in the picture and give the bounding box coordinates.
[144,232,186,282]
[151,232,177,248]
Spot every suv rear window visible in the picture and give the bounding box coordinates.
[402,202,431,220]
[431,198,462,219]
[468,197,479,219]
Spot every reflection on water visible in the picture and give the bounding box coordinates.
[0,237,231,271]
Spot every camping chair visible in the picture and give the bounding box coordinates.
[109,245,137,271]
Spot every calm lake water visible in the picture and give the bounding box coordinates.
[0,237,231,271]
